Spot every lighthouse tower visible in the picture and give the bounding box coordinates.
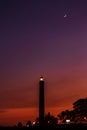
[39,76,45,125]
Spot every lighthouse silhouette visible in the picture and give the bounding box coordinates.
[39,76,45,125]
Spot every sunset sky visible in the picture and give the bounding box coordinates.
[0,0,87,126]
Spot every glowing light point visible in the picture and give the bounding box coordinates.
[32,121,35,126]
[40,76,44,81]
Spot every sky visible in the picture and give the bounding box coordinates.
[0,0,87,126]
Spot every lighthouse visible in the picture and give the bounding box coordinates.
[39,76,45,125]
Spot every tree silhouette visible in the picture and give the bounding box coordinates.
[17,122,22,128]
[35,117,39,126]
[57,97,87,124]
[58,110,74,123]
[44,112,58,125]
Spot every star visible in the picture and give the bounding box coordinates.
[64,14,67,18]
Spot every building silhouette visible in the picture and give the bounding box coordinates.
[39,76,45,125]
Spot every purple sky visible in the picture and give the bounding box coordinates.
[0,0,87,125]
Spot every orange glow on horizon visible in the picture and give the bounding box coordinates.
[0,108,38,126]
[0,105,73,126]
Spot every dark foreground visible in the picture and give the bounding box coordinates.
[1,124,87,130]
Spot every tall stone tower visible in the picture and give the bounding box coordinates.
[39,76,45,125]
